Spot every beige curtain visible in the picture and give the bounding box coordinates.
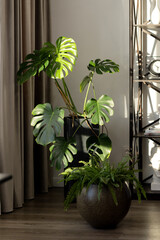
[0,0,52,214]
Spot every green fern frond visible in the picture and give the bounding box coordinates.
[64,181,81,210]
[61,156,146,210]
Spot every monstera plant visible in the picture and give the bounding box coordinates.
[17,36,119,170]
[17,37,146,228]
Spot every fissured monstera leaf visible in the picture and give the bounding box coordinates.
[87,59,119,74]
[17,37,77,84]
[31,103,64,146]
[17,43,56,84]
[49,137,77,170]
[86,133,112,161]
[48,37,78,79]
[84,95,114,125]
[79,59,119,92]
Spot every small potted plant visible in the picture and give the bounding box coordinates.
[17,36,146,229]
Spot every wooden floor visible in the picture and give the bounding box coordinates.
[0,187,160,240]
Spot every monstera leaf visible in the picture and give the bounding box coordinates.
[17,37,77,84]
[49,137,77,170]
[86,133,112,161]
[84,95,114,125]
[47,37,78,79]
[87,59,119,74]
[80,72,93,93]
[80,59,119,93]
[31,103,64,146]
[17,43,56,84]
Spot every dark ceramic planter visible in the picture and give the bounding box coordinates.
[77,183,131,229]
[64,117,99,198]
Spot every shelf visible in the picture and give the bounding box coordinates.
[143,184,160,200]
[134,79,160,83]
[133,132,160,138]
[130,1,160,199]
[134,23,160,30]
[134,23,160,41]
[132,184,160,200]
[133,80,160,93]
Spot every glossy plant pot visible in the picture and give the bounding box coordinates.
[64,117,99,198]
[77,183,131,229]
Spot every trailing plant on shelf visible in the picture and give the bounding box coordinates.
[17,36,119,170]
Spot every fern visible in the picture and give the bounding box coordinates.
[64,181,81,210]
[61,156,146,210]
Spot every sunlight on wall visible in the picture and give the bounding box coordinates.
[123,95,128,118]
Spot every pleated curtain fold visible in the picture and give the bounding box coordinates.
[0,0,52,214]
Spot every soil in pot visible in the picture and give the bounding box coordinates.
[77,183,131,229]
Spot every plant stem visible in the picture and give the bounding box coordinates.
[83,81,91,112]
[55,79,72,115]
[72,116,98,138]
[55,78,79,116]
[72,118,87,137]
[89,71,96,99]
[83,71,97,112]
[85,117,99,137]
[62,78,68,98]
[62,78,78,115]
[92,80,96,99]
[82,71,98,137]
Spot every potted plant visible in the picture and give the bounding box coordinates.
[17,36,146,229]
[17,36,118,170]
[61,156,146,228]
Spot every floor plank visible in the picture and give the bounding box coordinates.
[0,187,160,240]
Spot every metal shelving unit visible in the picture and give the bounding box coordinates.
[129,0,160,199]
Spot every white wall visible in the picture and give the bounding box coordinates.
[49,0,129,184]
